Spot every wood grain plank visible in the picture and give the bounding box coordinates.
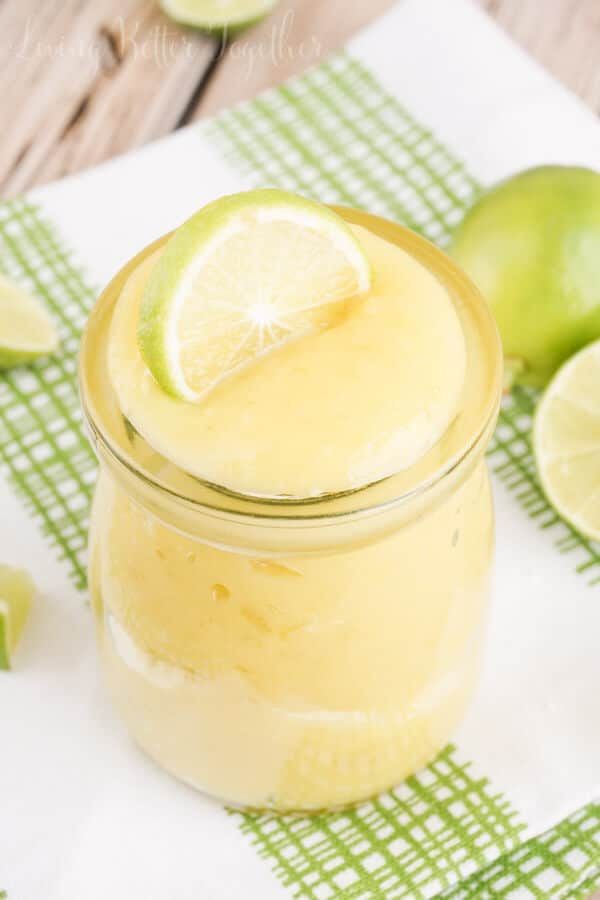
[477,0,600,113]
[191,0,397,119]
[0,0,217,197]
[1,0,599,197]
[190,0,600,120]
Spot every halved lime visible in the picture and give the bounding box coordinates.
[0,564,34,670]
[0,273,59,369]
[160,0,278,31]
[137,189,372,403]
[534,339,600,540]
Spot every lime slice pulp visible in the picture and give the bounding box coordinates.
[534,339,600,540]
[0,565,34,670]
[160,0,278,31]
[137,189,372,403]
[0,273,59,369]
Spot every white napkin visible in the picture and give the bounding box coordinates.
[1,1,598,898]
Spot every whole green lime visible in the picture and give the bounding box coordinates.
[451,165,600,387]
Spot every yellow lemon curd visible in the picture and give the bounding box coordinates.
[80,208,502,811]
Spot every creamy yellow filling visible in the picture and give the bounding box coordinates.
[108,225,466,497]
[85,214,498,810]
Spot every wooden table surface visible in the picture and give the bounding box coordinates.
[0,0,599,198]
[1,1,598,895]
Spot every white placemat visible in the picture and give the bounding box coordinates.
[1,1,598,898]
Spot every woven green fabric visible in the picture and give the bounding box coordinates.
[0,198,96,592]
[234,794,600,900]
[0,49,598,900]
[205,51,600,898]
[489,387,600,585]
[204,53,481,249]
[205,50,600,586]
[440,803,600,900]
[233,745,525,899]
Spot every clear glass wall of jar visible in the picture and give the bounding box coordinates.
[79,210,503,812]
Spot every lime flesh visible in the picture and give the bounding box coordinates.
[0,565,34,670]
[451,166,600,388]
[0,273,59,369]
[160,0,278,30]
[534,339,600,540]
[136,189,371,403]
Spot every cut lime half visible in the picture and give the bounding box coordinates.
[160,0,278,31]
[0,565,34,670]
[534,339,600,541]
[0,273,59,369]
[137,189,372,403]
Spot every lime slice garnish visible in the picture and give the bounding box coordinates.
[0,564,34,670]
[137,189,371,403]
[534,339,600,540]
[0,273,59,369]
[160,0,278,30]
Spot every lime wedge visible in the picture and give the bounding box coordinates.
[0,565,34,670]
[0,273,59,369]
[160,0,278,31]
[137,190,371,403]
[534,339,600,540]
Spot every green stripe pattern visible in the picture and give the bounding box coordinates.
[205,54,480,247]
[205,50,600,586]
[441,803,600,900]
[0,49,597,900]
[234,745,525,899]
[205,51,600,898]
[0,198,96,591]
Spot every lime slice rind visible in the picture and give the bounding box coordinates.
[0,565,34,670]
[0,612,9,671]
[137,189,372,403]
[0,273,59,370]
[160,0,278,31]
[534,339,600,541]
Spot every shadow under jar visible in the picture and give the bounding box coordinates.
[79,208,503,812]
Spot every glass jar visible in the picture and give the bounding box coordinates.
[79,208,503,812]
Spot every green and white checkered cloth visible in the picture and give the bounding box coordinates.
[1,1,598,898]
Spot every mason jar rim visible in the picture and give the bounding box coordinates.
[78,207,503,531]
